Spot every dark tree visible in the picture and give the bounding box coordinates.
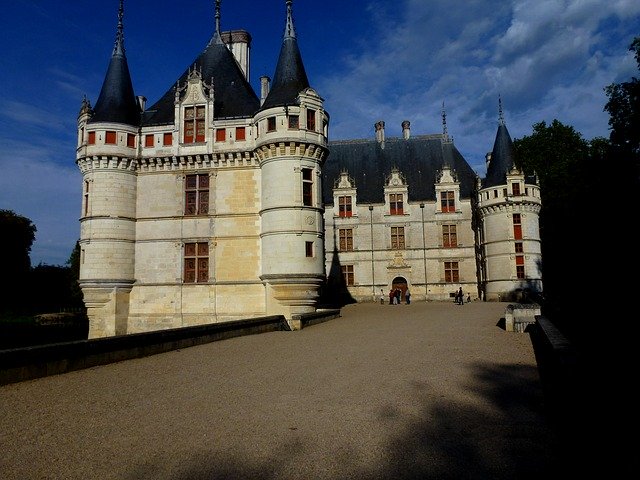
[513,121,604,346]
[604,36,640,173]
[67,240,84,309]
[0,210,36,313]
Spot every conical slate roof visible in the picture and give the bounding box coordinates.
[261,0,310,110]
[89,1,139,125]
[483,122,515,189]
[323,136,478,204]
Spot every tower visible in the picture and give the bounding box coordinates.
[477,99,543,301]
[255,0,329,327]
[76,0,139,337]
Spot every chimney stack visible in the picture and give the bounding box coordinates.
[260,75,270,106]
[375,120,385,148]
[402,120,411,140]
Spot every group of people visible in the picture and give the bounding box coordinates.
[455,287,471,305]
[381,288,411,305]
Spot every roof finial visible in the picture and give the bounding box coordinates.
[113,0,125,56]
[498,95,505,126]
[442,101,449,140]
[209,0,223,45]
[284,0,296,39]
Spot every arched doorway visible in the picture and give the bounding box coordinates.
[391,276,408,302]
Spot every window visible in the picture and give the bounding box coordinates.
[512,183,521,196]
[444,261,459,283]
[442,225,457,248]
[288,115,299,130]
[391,226,405,249]
[216,128,226,142]
[83,181,90,216]
[389,194,403,215]
[305,241,314,257]
[127,133,135,148]
[185,174,209,215]
[105,131,117,144]
[267,116,276,132]
[513,213,522,240]
[516,265,525,279]
[163,132,172,146]
[338,196,352,217]
[341,265,354,286]
[88,131,96,145]
[306,109,316,131]
[184,106,205,143]
[236,127,246,141]
[184,242,209,283]
[440,191,455,212]
[144,134,154,147]
[339,228,353,251]
[515,242,523,253]
[493,189,498,198]
[302,168,313,206]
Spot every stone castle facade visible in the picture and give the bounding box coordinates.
[76,1,542,338]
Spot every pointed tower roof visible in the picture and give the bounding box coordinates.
[142,1,259,126]
[89,0,139,125]
[482,97,516,188]
[260,0,310,110]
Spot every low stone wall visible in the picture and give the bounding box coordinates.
[505,303,541,332]
[529,315,581,420]
[289,309,341,330]
[1,315,290,386]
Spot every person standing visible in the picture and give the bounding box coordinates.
[405,289,411,305]
[389,289,395,305]
[380,289,385,305]
[458,287,464,305]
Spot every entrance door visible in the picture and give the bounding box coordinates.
[391,276,408,301]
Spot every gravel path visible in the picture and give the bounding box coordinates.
[0,301,561,479]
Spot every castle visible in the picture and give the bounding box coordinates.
[76,0,542,338]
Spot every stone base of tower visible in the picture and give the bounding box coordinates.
[79,282,133,338]
[484,280,543,303]
[261,274,325,330]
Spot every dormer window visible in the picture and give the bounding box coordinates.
[288,115,299,130]
[267,117,276,132]
[512,183,521,196]
[390,194,403,215]
[105,131,117,144]
[338,196,352,217]
[184,106,205,143]
[440,191,455,212]
[306,109,316,131]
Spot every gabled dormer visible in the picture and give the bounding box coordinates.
[175,69,214,145]
[384,168,408,216]
[333,171,357,218]
[435,165,461,214]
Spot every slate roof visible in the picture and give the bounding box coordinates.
[260,0,310,110]
[141,36,259,126]
[88,4,139,126]
[323,136,478,205]
[482,123,515,189]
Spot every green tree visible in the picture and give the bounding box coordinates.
[513,121,603,345]
[67,240,84,309]
[0,210,37,313]
[604,36,640,171]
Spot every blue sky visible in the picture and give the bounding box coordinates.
[0,0,638,266]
